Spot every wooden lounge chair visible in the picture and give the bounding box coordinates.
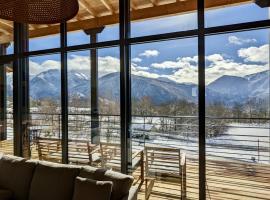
[36,137,62,163]
[37,137,101,166]
[144,146,186,200]
[100,142,144,184]
[68,139,100,166]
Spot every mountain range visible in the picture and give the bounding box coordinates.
[6,69,270,106]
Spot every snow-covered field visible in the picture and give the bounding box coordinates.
[6,115,270,165]
[132,122,270,164]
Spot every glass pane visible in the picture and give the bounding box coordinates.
[28,54,62,163]
[206,29,270,199]
[131,38,199,199]
[67,0,119,46]
[131,0,197,37]
[67,50,91,165]
[0,62,13,155]
[67,47,120,168]
[205,1,270,27]
[29,24,60,51]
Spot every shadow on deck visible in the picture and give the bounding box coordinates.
[1,139,270,200]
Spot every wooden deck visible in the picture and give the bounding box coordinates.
[1,139,270,200]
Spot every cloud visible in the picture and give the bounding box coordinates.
[132,57,142,63]
[29,60,60,75]
[29,43,269,86]
[149,51,268,84]
[30,55,120,76]
[151,56,198,69]
[228,36,257,45]
[139,50,160,58]
[206,54,224,62]
[238,44,269,63]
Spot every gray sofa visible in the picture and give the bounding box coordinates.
[0,154,138,200]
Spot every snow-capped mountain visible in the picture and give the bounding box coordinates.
[99,73,197,105]
[206,70,269,105]
[6,69,270,105]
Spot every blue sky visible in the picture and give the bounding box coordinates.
[7,2,270,85]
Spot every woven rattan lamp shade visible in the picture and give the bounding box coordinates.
[0,0,79,24]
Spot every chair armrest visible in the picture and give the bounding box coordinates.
[132,149,143,159]
[89,147,100,154]
[121,186,139,200]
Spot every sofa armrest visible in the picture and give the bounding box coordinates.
[0,188,13,200]
[121,186,139,200]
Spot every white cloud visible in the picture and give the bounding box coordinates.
[29,60,60,75]
[139,50,160,58]
[238,44,269,63]
[151,56,198,69]
[30,55,120,77]
[29,44,269,86]
[148,50,268,84]
[206,54,224,63]
[228,36,257,45]
[132,57,142,63]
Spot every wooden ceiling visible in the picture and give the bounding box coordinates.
[0,0,252,44]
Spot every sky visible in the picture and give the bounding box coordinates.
[7,2,270,85]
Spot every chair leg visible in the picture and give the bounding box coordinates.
[141,151,144,185]
[145,178,155,200]
[181,162,187,200]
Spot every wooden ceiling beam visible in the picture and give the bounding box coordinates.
[131,1,138,10]
[99,0,114,14]
[0,21,13,33]
[149,0,158,6]
[79,0,97,17]
[0,0,252,44]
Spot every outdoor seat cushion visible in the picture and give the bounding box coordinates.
[79,166,134,200]
[28,161,80,200]
[0,188,13,200]
[72,177,112,200]
[0,155,37,200]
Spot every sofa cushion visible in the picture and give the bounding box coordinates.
[0,188,13,200]
[29,161,80,200]
[0,155,37,200]
[73,177,112,200]
[79,166,134,200]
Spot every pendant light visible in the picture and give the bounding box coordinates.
[0,0,79,24]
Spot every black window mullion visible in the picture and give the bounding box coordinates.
[119,0,132,175]
[198,0,206,200]
[60,22,69,164]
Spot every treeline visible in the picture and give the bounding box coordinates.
[28,96,269,138]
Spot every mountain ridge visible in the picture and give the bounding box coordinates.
[7,69,270,105]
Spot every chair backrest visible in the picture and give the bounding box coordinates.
[145,146,182,179]
[36,137,61,162]
[100,142,121,168]
[68,139,92,165]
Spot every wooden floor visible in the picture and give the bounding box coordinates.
[1,139,270,200]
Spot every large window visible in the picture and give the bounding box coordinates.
[205,29,270,199]
[28,54,62,162]
[0,1,270,200]
[131,38,199,199]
